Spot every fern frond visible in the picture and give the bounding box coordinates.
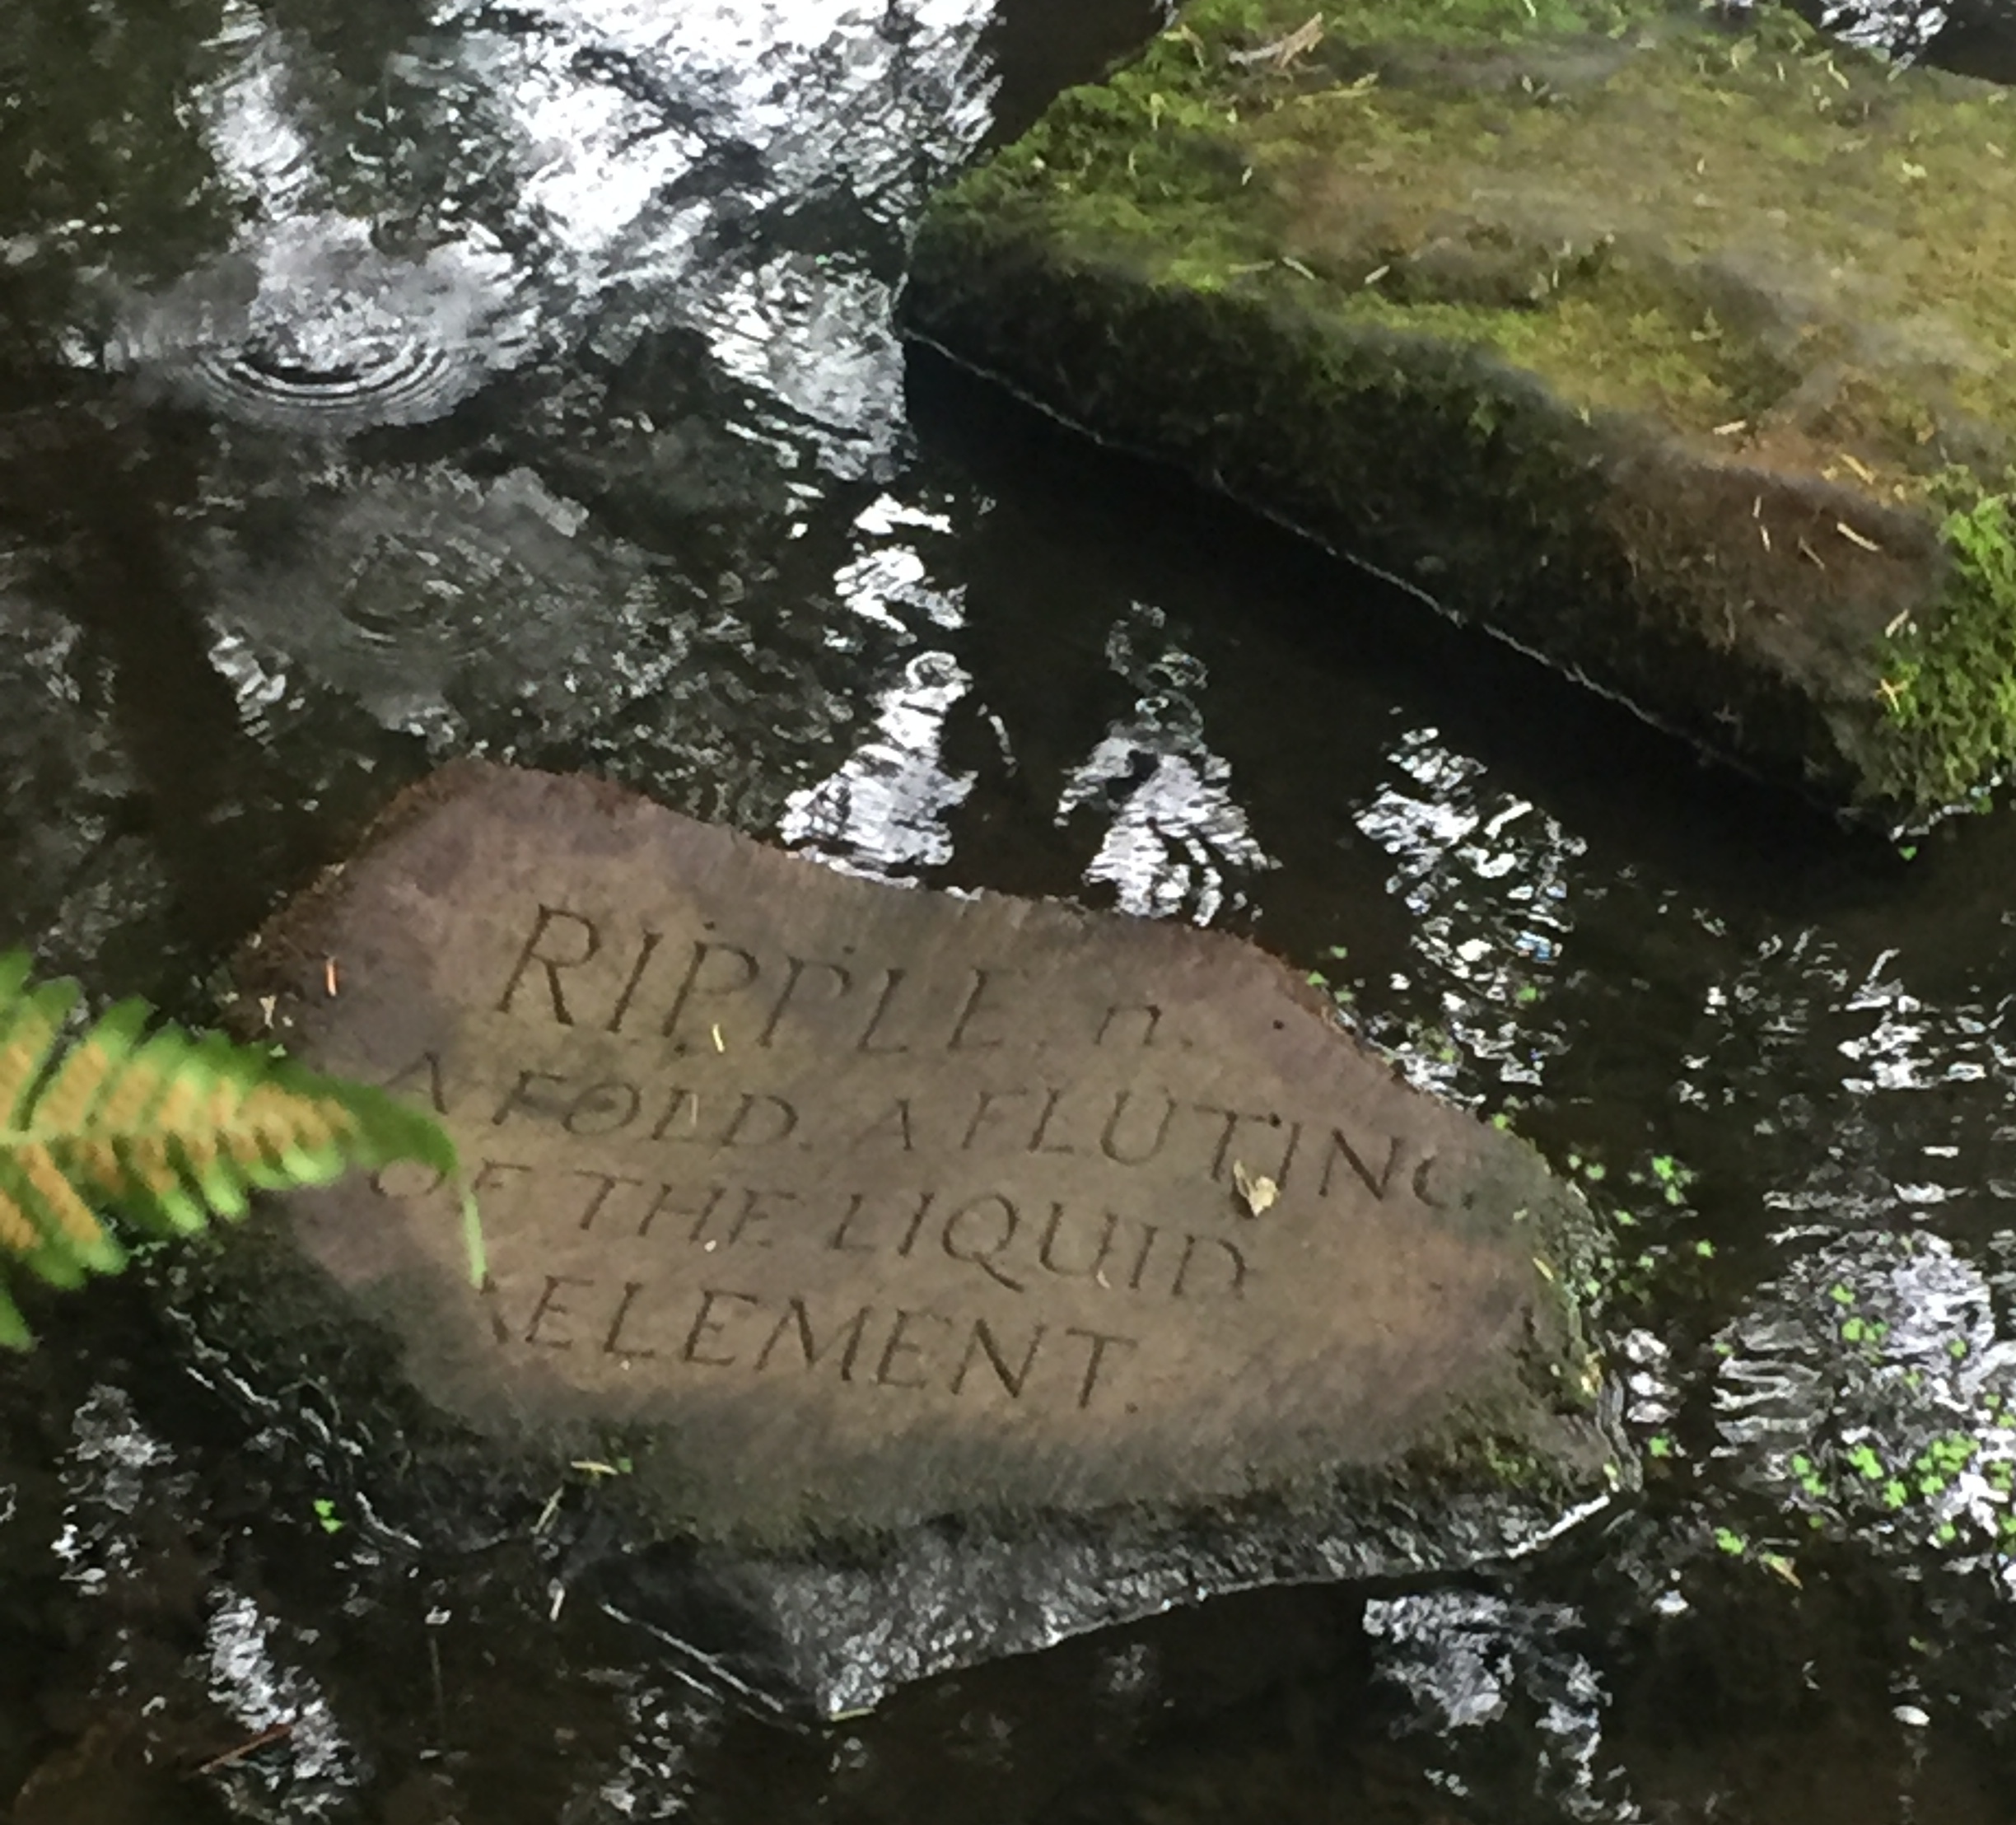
[0,950,467,1347]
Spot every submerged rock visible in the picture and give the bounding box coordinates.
[217,762,1618,1715]
[900,0,2016,825]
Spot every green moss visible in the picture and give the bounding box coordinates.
[945,0,2016,478]
[1874,473,2016,809]
[1183,0,1649,52]
[912,0,2016,815]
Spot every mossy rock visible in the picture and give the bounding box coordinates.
[901,0,2016,824]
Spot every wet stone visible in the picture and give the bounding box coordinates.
[901,0,2016,823]
[226,762,1620,1714]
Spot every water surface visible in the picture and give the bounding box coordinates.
[4,0,2016,1820]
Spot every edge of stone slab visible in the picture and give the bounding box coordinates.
[899,220,1936,828]
[161,1212,1624,1717]
[170,758,1630,1712]
[897,0,2016,828]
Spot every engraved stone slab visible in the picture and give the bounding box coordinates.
[231,762,1619,1710]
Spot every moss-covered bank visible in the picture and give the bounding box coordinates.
[902,0,2016,822]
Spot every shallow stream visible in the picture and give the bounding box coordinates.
[5,0,2016,1819]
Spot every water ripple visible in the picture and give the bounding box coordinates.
[1715,1228,2016,1575]
[1055,606,1272,925]
[1354,726,1583,1102]
[111,216,536,433]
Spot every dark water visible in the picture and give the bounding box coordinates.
[6,0,2016,1819]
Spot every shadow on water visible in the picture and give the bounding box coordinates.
[0,401,316,975]
[901,344,1897,918]
[4,0,2016,1817]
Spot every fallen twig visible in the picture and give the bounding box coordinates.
[192,1721,293,1778]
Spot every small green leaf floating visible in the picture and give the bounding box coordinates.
[0,950,477,1347]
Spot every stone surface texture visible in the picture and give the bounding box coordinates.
[901,0,2016,823]
[223,762,1617,1711]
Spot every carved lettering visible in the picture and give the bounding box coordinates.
[826,1192,874,1253]
[636,1181,727,1241]
[1320,1127,1404,1201]
[470,1157,534,1201]
[1125,1223,1161,1291]
[1101,1089,1177,1165]
[940,1193,1026,1292]
[660,940,762,1043]
[491,1069,568,1126]
[496,905,600,1024]
[758,955,853,1047]
[1171,1233,1250,1300]
[604,929,664,1034]
[1026,1087,1080,1156]
[389,884,1452,1412]
[961,1086,1030,1150]
[947,967,1017,1051]
[851,1099,915,1152]
[875,1307,954,1389]
[951,1318,1045,1399]
[383,1049,451,1114]
[1037,1202,1123,1282]
[755,1295,872,1377]
[525,1273,592,1348]
[602,1280,656,1356]
[726,1186,797,1248]
[854,967,913,1054]
[1412,1152,1452,1208]
[721,1092,798,1147]
[1066,1327,1138,1409]
[894,1188,938,1257]
[571,1168,642,1231]
[1276,1118,1304,1191]
[564,1079,641,1137]
[681,1287,760,1366]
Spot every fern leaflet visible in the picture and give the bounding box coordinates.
[0,951,469,1347]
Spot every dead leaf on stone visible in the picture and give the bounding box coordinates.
[1229,13,1323,70]
[1231,1160,1277,1218]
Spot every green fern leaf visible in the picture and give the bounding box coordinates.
[0,950,471,1347]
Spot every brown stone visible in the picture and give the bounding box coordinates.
[226,761,1618,1709]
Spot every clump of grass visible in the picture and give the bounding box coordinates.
[1875,471,2016,810]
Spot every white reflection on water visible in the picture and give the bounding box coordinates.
[201,2,318,214]
[1715,1227,2016,1582]
[779,492,973,874]
[698,254,909,478]
[1817,0,1953,58]
[1365,1589,1640,1823]
[42,1389,364,1813]
[114,0,999,447]
[1839,948,1993,1092]
[782,648,973,875]
[204,1589,362,1817]
[1356,726,1581,1101]
[113,3,542,432]
[49,1385,180,1596]
[1056,607,1272,924]
[578,1682,712,1820]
